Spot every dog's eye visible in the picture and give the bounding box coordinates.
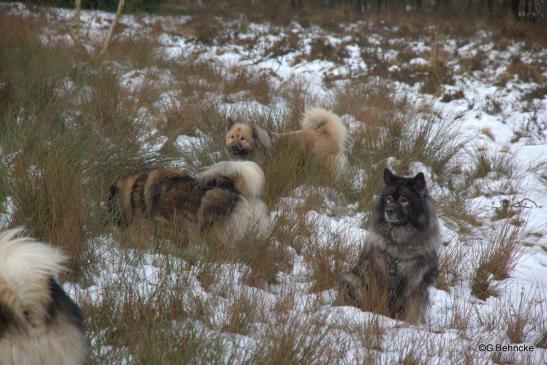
[241,136,246,141]
[385,195,393,203]
[399,197,409,204]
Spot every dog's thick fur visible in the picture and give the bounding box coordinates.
[107,161,270,243]
[0,228,86,365]
[339,169,440,324]
[225,107,348,179]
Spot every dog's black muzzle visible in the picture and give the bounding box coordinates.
[229,143,248,156]
[385,207,408,225]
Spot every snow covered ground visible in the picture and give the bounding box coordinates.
[1,2,546,364]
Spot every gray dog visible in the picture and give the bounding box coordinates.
[339,168,440,323]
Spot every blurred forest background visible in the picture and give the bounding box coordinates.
[5,0,546,22]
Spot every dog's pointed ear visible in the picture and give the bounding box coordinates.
[384,168,395,184]
[226,117,236,130]
[412,172,427,196]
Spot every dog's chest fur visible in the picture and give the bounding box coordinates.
[364,242,438,313]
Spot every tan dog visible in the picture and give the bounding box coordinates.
[0,228,87,365]
[107,161,270,243]
[225,107,348,179]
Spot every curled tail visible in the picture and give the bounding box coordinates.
[301,107,348,178]
[0,227,66,324]
[300,107,348,153]
[0,228,87,365]
[197,160,265,200]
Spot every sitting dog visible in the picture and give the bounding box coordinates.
[0,228,86,365]
[107,161,270,243]
[339,169,440,324]
[225,107,348,179]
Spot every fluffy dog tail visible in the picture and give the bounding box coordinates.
[0,227,66,323]
[197,161,265,199]
[300,107,347,153]
[301,107,348,178]
[0,228,87,365]
[198,161,271,241]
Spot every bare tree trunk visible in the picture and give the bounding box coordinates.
[524,0,530,18]
[72,0,81,45]
[512,0,521,18]
[101,0,125,55]
[356,0,366,13]
[291,0,304,10]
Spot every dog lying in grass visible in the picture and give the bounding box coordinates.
[339,168,440,324]
[0,228,86,365]
[225,107,348,180]
[107,161,270,243]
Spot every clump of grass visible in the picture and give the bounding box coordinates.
[269,31,300,60]
[440,88,465,102]
[107,36,160,69]
[503,56,545,84]
[334,79,466,210]
[470,266,499,300]
[184,16,223,45]
[222,68,273,105]
[239,236,293,287]
[306,231,358,293]
[502,294,536,343]
[470,218,524,300]
[419,34,455,95]
[250,310,347,364]
[465,149,517,182]
[448,301,472,332]
[0,14,169,277]
[350,315,384,352]
[306,36,349,64]
[221,291,262,336]
[458,50,485,74]
[436,239,466,291]
[83,252,229,363]
[521,84,547,102]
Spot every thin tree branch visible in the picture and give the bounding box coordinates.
[101,0,125,55]
[73,0,81,45]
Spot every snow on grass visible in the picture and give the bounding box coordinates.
[2,2,546,363]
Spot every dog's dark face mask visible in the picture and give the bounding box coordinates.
[380,168,427,226]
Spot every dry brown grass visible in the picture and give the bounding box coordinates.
[503,297,533,343]
[222,68,273,105]
[306,36,349,64]
[334,79,466,211]
[349,315,384,352]
[436,239,466,291]
[498,55,545,85]
[470,218,524,300]
[465,149,518,190]
[448,301,473,332]
[1,5,543,364]
[250,309,348,364]
[0,13,168,278]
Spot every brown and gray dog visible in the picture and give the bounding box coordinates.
[225,107,348,179]
[0,228,86,365]
[107,161,270,243]
[339,168,440,324]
